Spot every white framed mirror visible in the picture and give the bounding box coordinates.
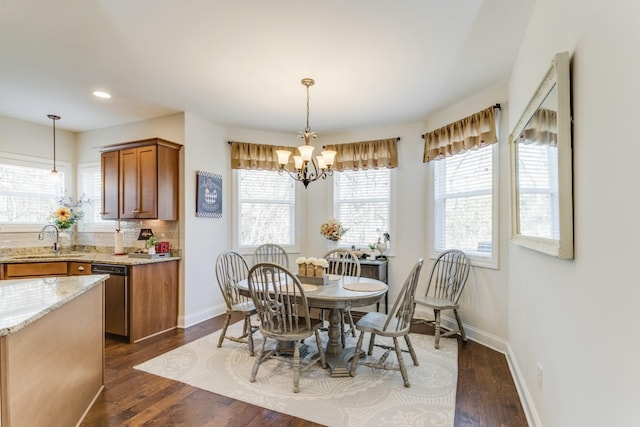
[509,51,573,259]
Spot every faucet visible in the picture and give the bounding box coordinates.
[39,225,60,256]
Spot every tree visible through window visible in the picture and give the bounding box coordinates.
[432,145,496,260]
[237,169,296,247]
[333,169,391,249]
[0,160,66,227]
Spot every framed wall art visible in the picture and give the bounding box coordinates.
[196,171,222,218]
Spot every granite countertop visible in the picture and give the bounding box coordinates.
[0,252,181,265]
[0,274,109,336]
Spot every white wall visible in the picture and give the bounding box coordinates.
[0,115,77,191]
[181,112,229,327]
[76,113,185,162]
[507,1,640,426]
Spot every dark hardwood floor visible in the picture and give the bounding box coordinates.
[81,314,528,427]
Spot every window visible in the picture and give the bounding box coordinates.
[333,169,392,250]
[0,153,69,232]
[516,144,559,239]
[235,169,297,249]
[431,144,498,267]
[77,162,111,232]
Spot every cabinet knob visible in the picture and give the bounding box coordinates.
[132,209,140,214]
[78,266,85,272]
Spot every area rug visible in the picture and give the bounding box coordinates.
[135,322,457,427]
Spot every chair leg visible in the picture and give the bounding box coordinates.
[434,309,441,349]
[349,331,366,376]
[293,340,301,393]
[454,309,467,342]
[217,313,231,348]
[367,333,376,355]
[404,334,419,366]
[245,315,255,356]
[339,309,356,348]
[250,338,267,383]
[345,309,356,337]
[339,310,345,348]
[314,330,327,369]
[393,337,410,388]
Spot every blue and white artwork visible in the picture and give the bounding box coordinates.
[196,171,222,218]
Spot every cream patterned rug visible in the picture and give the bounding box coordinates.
[135,322,457,427]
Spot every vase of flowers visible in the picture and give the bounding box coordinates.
[320,218,348,247]
[47,194,90,252]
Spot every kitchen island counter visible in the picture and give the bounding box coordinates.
[0,275,107,427]
[0,274,108,335]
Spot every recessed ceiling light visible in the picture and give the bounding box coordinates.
[93,91,111,99]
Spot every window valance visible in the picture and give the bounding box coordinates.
[422,106,498,163]
[519,108,557,146]
[230,141,295,170]
[324,137,398,171]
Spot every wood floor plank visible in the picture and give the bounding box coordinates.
[81,314,528,426]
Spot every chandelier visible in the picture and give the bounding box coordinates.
[276,78,337,188]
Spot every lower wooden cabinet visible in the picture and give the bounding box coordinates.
[129,260,178,343]
[3,262,68,279]
[2,262,93,279]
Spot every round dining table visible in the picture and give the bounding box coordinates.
[238,275,388,377]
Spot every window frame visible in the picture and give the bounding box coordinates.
[330,168,396,256]
[77,161,113,232]
[428,144,499,269]
[0,152,72,233]
[232,168,303,255]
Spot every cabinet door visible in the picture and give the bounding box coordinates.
[119,146,158,219]
[101,151,119,220]
[129,261,178,343]
[119,148,139,219]
[137,145,158,219]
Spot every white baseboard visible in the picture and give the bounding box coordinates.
[178,303,226,329]
[412,307,508,353]
[506,343,542,427]
[412,307,541,426]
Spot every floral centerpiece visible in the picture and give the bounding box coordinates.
[48,194,91,230]
[320,218,348,242]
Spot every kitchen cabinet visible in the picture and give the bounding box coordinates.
[2,262,92,279]
[3,262,68,279]
[129,260,178,343]
[100,150,119,220]
[68,262,92,275]
[100,138,182,220]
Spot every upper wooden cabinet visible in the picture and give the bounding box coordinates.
[100,138,182,221]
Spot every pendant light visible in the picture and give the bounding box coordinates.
[276,78,337,188]
[48,114,60,175]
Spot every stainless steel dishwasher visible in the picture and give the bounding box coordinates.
[91,263,130,337]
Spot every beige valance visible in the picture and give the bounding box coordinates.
[520,109,557,146]
[230,141,295,170]
[422,106,498,163]
[324,137,398,171]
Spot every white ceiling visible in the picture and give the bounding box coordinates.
[0,0,534,134]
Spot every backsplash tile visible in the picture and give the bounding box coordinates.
[0,220,180,257]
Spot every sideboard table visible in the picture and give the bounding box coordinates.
[359,258,388,313]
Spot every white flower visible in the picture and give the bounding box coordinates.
[314,258,329,268]
[295,257,308,265]
[305,257,317,264]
